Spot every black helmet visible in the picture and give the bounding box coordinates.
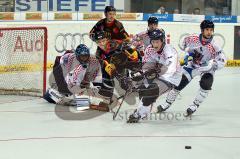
[94,30,107,41]
[149,29,165,43]
[148,16,158,25]
[104,6,116,13]
[200,20,214,32]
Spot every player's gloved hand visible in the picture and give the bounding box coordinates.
[183,52,194,65]
[125,50,139,62]
[144,69,158,80]
[131,71,144,81]
[189,49,203,65]
[120,77,133,91]
[104,60,116,77]
[208,59,218,71]
[198,59,218,72]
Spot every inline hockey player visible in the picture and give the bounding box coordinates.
[127,29,182,123]
[43,44,110,111]
[92,30,141,106]
[132,16,165,55]
[157,20,227,116]
[89,6,129,41]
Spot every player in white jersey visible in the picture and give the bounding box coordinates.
[157,20,227,116]
[43,44,107,110]
[127,29,182,123]
[131,16,165,56]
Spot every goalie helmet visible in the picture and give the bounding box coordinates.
[200,20,214,32]
[75,44,90,68]
[149,29,165,43]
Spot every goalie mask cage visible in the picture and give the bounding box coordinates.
[0,27,47,97]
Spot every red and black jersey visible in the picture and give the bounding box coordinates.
[96,40,123,61]
[90,18,129,41]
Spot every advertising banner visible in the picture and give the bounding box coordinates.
[26,12,43,20]
[0,21,235,62]
[173,14,205,22]
[143,13,173,22]
[0,13,14,20]
[15,0,124,12]
[205,15,237,23]
[83,13,103,20]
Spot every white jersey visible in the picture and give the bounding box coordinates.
[143,44,182,86]
[181,33,226,70]
[132,30,151,52]
[60,53,102,85]
[47,53,102,104]
[132,28,166,52]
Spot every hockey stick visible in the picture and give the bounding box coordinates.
[112,90,128,120]
[111,68,162,120]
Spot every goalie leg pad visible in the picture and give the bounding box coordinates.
[44,88,64,104]
[200,73,213,90]
[43,89,56,104]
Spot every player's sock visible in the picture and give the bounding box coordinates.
[186,88,209,116]
[157,88,180,112]
[136,101,151,118]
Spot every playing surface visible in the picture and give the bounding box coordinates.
[0,68,239,159]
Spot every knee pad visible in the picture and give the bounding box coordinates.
[139,83,159,106]
[200,73,213,90]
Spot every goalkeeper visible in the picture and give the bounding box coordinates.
[43,44,110,111]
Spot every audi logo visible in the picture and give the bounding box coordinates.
[178,33,226,51]
[54,32,226,53]
[54,33,96,53]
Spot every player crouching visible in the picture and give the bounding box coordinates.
[43,44,109,112]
